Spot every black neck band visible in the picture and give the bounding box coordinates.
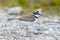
[32,15,38,19]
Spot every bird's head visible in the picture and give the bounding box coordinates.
[32,8,42,18]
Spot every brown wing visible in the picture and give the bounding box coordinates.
[19,14,35,22]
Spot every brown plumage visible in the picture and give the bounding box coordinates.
[19,14,35,22]
[8,8,42,22]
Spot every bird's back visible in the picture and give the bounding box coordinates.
[19,14,35,22]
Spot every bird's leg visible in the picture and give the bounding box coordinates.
[25,25,29,37]
[38,18,41,25]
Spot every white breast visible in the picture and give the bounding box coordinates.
[34,18,38,23]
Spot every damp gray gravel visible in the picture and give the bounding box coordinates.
[0,8,60,40]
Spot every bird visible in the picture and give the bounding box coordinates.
[8,8,42,37]
[8,8,42,23]
[19,9,42,37]
[19,9,42,23]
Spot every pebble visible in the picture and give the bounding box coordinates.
[0,8,60,40]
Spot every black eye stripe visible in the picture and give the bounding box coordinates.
[33,12,39,14]
[33,11,40,15]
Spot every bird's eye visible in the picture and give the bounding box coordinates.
[37,11,39,13]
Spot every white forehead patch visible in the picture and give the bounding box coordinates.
[35,8,42,14]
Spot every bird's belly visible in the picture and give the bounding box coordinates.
[34,19,38,23]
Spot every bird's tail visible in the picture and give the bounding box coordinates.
[8,18,20,21]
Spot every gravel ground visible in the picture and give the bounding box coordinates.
[0,9,60,40]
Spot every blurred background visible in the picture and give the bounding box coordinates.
[0,0,60,16]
